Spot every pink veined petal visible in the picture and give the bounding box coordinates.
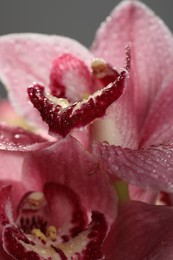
[23,136,118,226]
[43,182,87,240]
[0,33,93,129]
[92,0,173,131]
[0,124,51,152]
[93,140,173,192]
[103,201,173,260]
[0,151,27,210]
[140,76,173,147]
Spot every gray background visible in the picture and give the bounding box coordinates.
[0,0,172,97]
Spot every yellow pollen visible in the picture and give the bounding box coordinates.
[31,228,47,242]
[27,192,45,208]
[82,93,90,100]
[46,225,57,241]
[91,58,107,78]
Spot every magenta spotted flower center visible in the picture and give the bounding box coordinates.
[2,184,107,259]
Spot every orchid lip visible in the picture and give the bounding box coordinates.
[28,47,130,138]
[2,184,107,259]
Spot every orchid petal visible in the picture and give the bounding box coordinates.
[103,201,173,260]
[43,182,87,239]
[23,136,118,225]
[0,34,93,129]
[0,124,50,152]
[93,140,173,192]
[140,76,173,147]
[92,0,173,130]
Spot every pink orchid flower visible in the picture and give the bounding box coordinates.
[0,136,117,259]
[0,1,173,195]
[0,0,173,259]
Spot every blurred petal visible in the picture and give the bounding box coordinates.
[140,76,173,147]
[92,0,173,129]
[0,150,23,181]
[0,99,29,129]
[129,184,158,204]
[103,201,173,260]
[23,136,118,225]
[0,186,13,227]
[0,244,13,260]
[93,140,173,192]
[0,34,93,129]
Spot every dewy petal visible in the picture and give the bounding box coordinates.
[93,140,173,192]
[140,76,173,147]
[92,0,173,130]
[103,201,173,260]
[0,124,50,152]
[23,136,118,225]
[0,34,93,129]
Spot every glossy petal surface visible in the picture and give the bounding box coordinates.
[103,201,173,260]
[0,124,50,151]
